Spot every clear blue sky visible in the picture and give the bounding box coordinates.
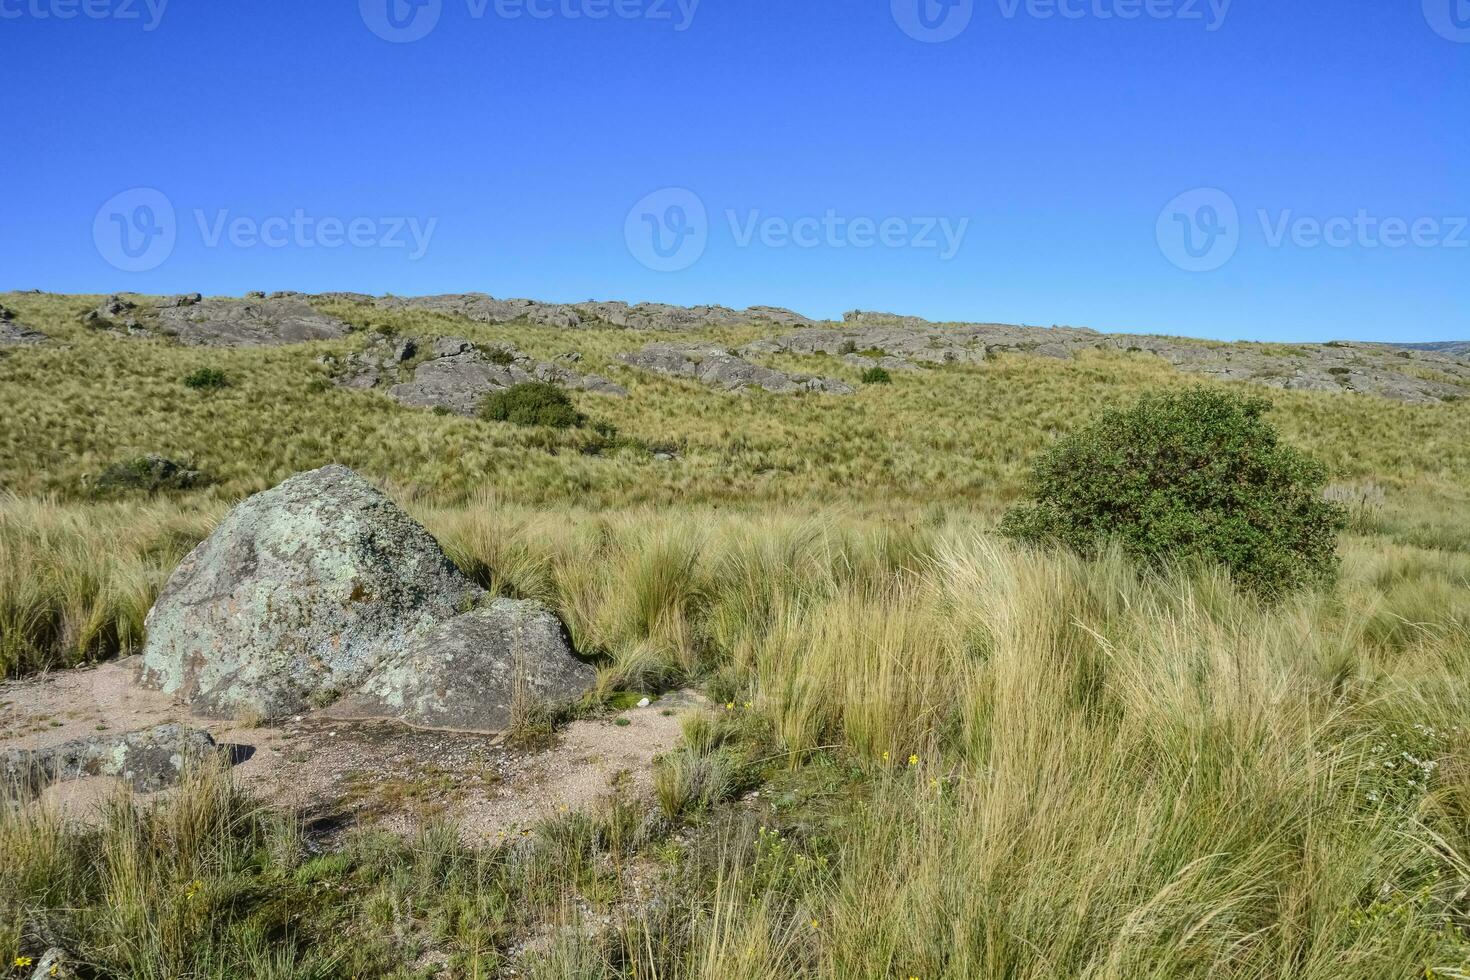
[3,0,1466,342]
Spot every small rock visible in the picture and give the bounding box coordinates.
[1,724,217,797]
[636,697,651,708]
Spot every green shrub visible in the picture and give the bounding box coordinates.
[484,347,516,366]
[860,366,892,385]
[478,382,584,429]
[1000,388,1346,598]
[838,340,858,355]
[182,367,229,391]
[92,455,205,497]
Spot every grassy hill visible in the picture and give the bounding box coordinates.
[3,292,1470,978]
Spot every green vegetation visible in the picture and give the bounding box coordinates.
[182,366,230,390]
[479,381,585,429]
[91,455,205,499]
[858,365,891,385]
[3,292,1470,977]
[1001,388,1347,598]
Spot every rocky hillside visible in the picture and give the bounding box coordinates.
[18,290,1465,405]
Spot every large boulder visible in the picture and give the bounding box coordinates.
[139,465,484,718]
[328,598,595,732]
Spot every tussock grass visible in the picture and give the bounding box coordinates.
[5,291,1470,976]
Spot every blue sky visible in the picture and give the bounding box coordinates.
[2,0,1466,342]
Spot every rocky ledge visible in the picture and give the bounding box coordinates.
[619,342,855,395]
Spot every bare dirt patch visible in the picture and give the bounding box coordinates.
[1,658,700,839]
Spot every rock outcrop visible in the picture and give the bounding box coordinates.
[363,293,814,331]
[619,342,855,395]
[138,465,485,718]
[154,295,351,346]
[1,724,217,796]
[328,598,594,732]
[0,305,46,345]
[329,335,626,415]
[820,311,1470,404]
[138,465,596,729]
[79,293,351,347]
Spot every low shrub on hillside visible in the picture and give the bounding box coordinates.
[478,382,584,429]
[1000,387,1347,598]
[91,455,206,497]
[182,367,229,391]
[860,366,892,385]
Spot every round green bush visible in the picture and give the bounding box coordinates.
[183,367,229,391]
[860,366,893,385]
[999,388,1346,598]
[478,382,584,429]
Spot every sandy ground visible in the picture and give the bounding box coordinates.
[0,657,700,840]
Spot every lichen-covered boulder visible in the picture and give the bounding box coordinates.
[139,465,483,718]
[327,599,595,733]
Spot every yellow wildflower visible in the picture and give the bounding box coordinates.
[14,956,33,968]
[909,754,919,766]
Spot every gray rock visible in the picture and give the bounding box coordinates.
[357,293,815,332]
[80,294,145,333]
[28,948,78,980]
[323,334,418,389]
[1,724,217,797]
[619,342,854,395]
[154,296,351,346]
[328,599,595,733]
[0,305,46,345]
[820,311,1470,404]
[138,465,484,719]
[330,336,627,415]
